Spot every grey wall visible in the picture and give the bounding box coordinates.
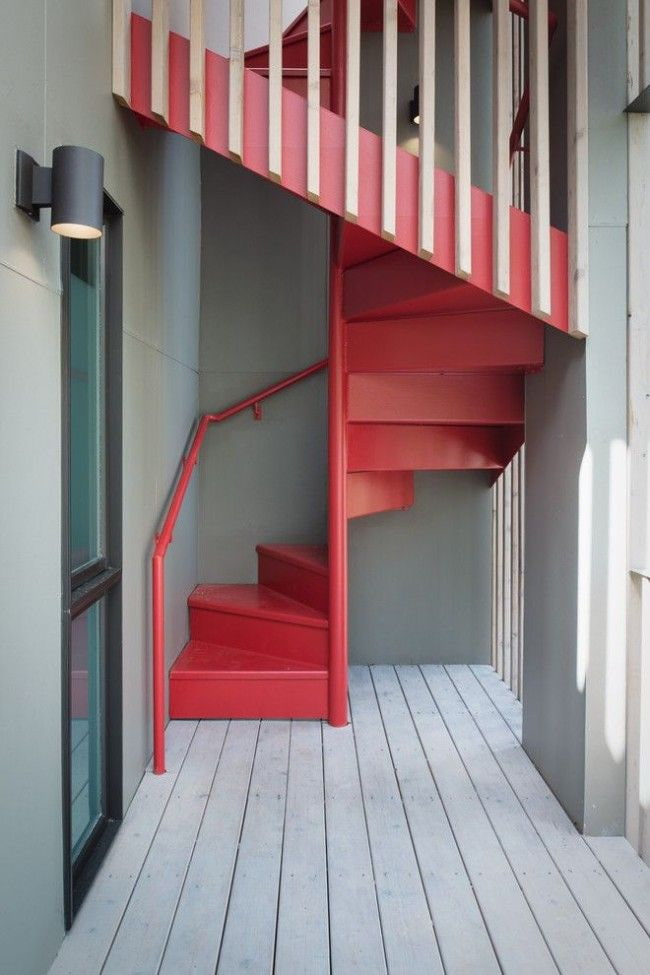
[523,0,628,834]
[198,153,329,582]
[0,3,200,972]
[350,473,493,664]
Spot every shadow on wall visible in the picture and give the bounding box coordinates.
[349,471,494,665]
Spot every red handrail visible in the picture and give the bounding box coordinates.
[151,357,328,773]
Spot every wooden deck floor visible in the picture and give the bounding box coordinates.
[50,666,650,974]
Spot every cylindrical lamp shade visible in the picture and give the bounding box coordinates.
[51,146,104,239]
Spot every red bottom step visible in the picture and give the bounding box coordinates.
[169,642,328,719]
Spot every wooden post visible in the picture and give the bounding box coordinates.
[112,0,131,106]
[307,0,320,201]
[530,0,552,317]
[493,0,511,296]
[189,0,205,143]
[229,0,245,162]
[496,473,504,678]
[511,452,520,694]
[344,0,360,221]
[151,0,169,123]
[567,0,589,337]
[381,0,398,240]
[269,0,283,180]
[418,0,436,258]
[454,0,472,277]
[503,463,513,688]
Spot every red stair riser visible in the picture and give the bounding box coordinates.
[257,553,329,615]
[347,470,415,518]
[170,675,328,720]
[347,423,520,472]
[189,607,328,667]
[345,313,544,374]
[347,372,524,425]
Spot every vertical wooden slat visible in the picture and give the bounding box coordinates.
[503,464,512,689]
[345,0,361,220]
[229,0,245,163]
[418,0,436,258]
[454,0,472,277]
[628,0,641,101]
[307,0,320,201]
[496,474,504,678]
[641,0,650,89]
[493,0,511,296]
[511,453,520,695]
[567,0,589,337]
[112,0,131,106]
[518,445,525,700]
[268,0,283,180]
[151,0,169,123]
[491,484,498,669]
[530,0,551,317]
[381,0,398,240]
[189,0,205,143]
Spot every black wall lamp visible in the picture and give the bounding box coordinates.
[15,145,105,239]
[409,84,420,125]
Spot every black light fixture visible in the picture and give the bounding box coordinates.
[15,145,104,239]
[409,84,420,126]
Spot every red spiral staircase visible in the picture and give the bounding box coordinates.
[121,1,567,754]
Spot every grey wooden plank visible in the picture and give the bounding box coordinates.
[471,664,522,740]
[457,666,650,974]
[216,721,290,974]
[49,721,197,975]
[323,721,387,975]
[586,837,650,937]
[103,721,227,974]
[438,665,614,975]
[275,722,329,975]
[396,665,557,975]
[159,721,260,975]
[348,666,444,975]
[371,666,499,975]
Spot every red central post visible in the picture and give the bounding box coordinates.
[327,0,349,727]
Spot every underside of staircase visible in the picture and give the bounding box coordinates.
[122,4,569,725]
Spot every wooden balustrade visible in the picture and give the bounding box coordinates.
[113,0,588,334]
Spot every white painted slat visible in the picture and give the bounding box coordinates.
[323,721,387,974]
[217,721,290,973]
[462,669,650,973]
[381,0,398,240]
[471,664,523,740]
[586,837,650,937]
[454,0,472,277]
[228,0,245,162]
[628,0,641,101]
[567,0,589,337]
[372,667,500,973]
[530,0,552,317]
[268,0,283,180]
[345,0,361,221]
[491,484,498,668]
[159,722,259,974]
[151,0,169,123]
[348,667,443,973]
[511,453,521,695]
[103,722,227,974]
[442,665,615,975]
[49,722,197,975]
[493,0,510,295]
[418,0,436,258]
[518,444,526,699]
[307,0,320,202]
[496,474,504,678]
[503,463,513,689]
[189,0,205,142]
[275,722,329,973]
[642,0,650,89]
[397,666,556,973]
[112,0,131,106]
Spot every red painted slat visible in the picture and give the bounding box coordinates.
[347,372,524,424]
[129,14,569,333]
[346,312,544,373]
[347,470,415,518]
[347,423,523,471]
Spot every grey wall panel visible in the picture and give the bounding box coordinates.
[349,473,493,665]
[198,153,329,583]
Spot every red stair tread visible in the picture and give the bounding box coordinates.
[188,583,329,628]
[255,544,328,576]
[171,641,327,678]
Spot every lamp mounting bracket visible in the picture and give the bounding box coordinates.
[15,149,52,221]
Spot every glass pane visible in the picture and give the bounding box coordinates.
[70,237,106,572]
[70,599,105,862]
